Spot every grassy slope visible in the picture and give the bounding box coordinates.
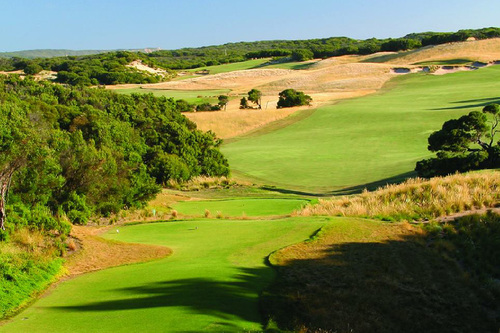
[113,88,231,104]
[172,198,309,217]
[0,218,328,333]
[262,61,316,70]
[222,66,500,193]
[186,58,270,75]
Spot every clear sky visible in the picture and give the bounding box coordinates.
[1,0,500,52]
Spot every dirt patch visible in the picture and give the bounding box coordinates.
[64,225,171,276]
[127,60,169,76]
[432,65,476,75]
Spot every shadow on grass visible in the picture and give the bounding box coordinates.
[264,233,500,333]
[431,96,500,110]
[51,267,270,330]
[261,171,416,197]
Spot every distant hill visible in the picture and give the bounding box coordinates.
[0,48,161,59]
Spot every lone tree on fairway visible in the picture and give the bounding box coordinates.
[277,89,312,108]
[247,89,262,109]
[416,103,500,177]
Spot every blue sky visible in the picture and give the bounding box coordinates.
[1,0,500,52]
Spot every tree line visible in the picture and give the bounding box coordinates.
[0,76,229,238]
[1,27,499,86]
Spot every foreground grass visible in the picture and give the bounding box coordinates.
[298,171,500,220]
[173,198,309,218]
[0,218,328,332]
[222,65,500,192]
[114,88,231,104]
[0,230,64,319]
[265,218,499,332]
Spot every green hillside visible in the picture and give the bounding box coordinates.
[223,66,500,193]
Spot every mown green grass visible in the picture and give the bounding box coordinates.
[173,198,309,217]
[0,255,63,319]
[413,59,473,65]
[114,88,231,104]
[186,58,270,75]
[222,66,500,193]
[0,218,329,332]
[263,61,315,70]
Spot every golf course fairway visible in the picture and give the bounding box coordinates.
[223,66,500,192]
[0,218,329,333]
[172,198,309,217]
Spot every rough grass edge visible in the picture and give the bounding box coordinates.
[296,171,500,221]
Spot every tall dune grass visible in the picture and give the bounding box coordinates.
[297,171,500,220]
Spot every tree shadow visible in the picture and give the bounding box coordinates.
[430,96,500,110]
[261,171,416,197]
[265,233,499,333]
[51,267,271,330]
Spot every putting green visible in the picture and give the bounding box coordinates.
[222,66,500,192]
[172,198,309,217]
[0,218,329,332]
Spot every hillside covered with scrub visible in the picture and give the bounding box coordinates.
[1,27,499,87]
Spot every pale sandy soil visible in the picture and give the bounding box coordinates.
[126,60,169,76]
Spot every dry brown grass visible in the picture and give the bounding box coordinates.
[166,175,235,190]
[186,104,300,139]
[297,171,500,220]
[373,38,500,65]
[65,225,171,276]
[186,90,376,139]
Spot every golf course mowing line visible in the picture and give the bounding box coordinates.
[0,218,330,332]
[222,66,500,193]
[172,198,310,217]
[186,59,271,75]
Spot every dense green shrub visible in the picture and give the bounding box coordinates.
[23,63,43,75]
[416,104,500,177]
[291,49,314,61]
[277,89,312,108]
[0,76,228,235]
[196,103,221,112]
